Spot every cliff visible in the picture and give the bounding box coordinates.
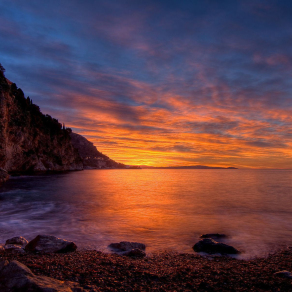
[0,69,83,175]
[70,133,126,169]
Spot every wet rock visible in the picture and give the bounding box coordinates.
[25,235,77,253]
[5,236,28,246]
[108,241,146,252]
[124,248,146,258]
[0,260,86,291]
[193,238,240,255]
[274,270,292,279]
[4,244,25,254]
[200,233,228,239]
[0,168,9,184]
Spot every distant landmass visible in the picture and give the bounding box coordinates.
[70,133,125,169]
[0,64,237,186]
[0,64,125,184]
[139,165,238,169]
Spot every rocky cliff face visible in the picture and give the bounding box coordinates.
[70,133,126,169]
[0,71,83,174]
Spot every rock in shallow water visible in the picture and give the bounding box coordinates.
[193,238,240,255]
[25,235,77,253]
[0,260,88,291]
[274,270,292,279]
[5,236,28,246]
[108,241,146,252]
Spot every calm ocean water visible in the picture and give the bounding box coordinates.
[0,169,292,259]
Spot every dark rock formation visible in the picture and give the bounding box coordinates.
[70,132,126,169]
[3,244,25,254]
[0,168,9,184]
[5,236,28,246]
[193,238,240,255]
[0,69,83,174]
[123,248,146,258]
[0,65,128,181]
[4,237,28,254]
[25,235,77,253]
[0,260,88,291]
[109,241,146,257]
[108,241,146,252]
[274,270,292,279]
[200,233,228,239]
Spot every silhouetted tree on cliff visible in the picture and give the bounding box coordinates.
[0,63,5,74]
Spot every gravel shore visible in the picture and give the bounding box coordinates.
[1,248,292,291]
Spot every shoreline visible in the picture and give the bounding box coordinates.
[1,247,292,291]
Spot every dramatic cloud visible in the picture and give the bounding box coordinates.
[1,0,292,168]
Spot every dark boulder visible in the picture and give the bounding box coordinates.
[108,241,146,257]
[274,270,292,279]
[123,248,146,258]
[193,238,240,255]
[5,236,28,246]
[25,235,77,253]
[108,241,146,252]
[0,168,9,185]
[4,244,25,254]
[0,260,87,291]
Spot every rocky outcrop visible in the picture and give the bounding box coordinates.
[108,241,146,252]
[4,244,25,254]
[5,236,28,246]
[0,168,9,184]
[3,237,28,254]
[193,238,240,255]
[70,133,126,169]
[274,270,292,279]
[0,69,83,174]
[123,248,146,258]
[0,260,90,291]
[108,241,146,257]
[25,235,77,253]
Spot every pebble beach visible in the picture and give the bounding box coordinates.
[1,247,292,291]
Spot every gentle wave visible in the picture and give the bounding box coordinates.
[0,169,292,258]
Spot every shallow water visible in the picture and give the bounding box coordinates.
[0,169,292,259]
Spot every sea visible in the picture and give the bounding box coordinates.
[0,169,291,259]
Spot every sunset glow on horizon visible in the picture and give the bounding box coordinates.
[1,1,292,168]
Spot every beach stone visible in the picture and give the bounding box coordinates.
[274,270,292,279]
[108,241,146,252]
[193,238,240,254]
[0,168,9,184]
[4,244,26,254]
[200,233,228,239]
[0,260,86,291]
[124,248,146,258]
[25,235,77,253]
[5,236,28,246]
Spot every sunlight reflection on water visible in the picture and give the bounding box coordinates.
[0,169,292,259]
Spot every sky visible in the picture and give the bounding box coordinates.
[0,0,292,168]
